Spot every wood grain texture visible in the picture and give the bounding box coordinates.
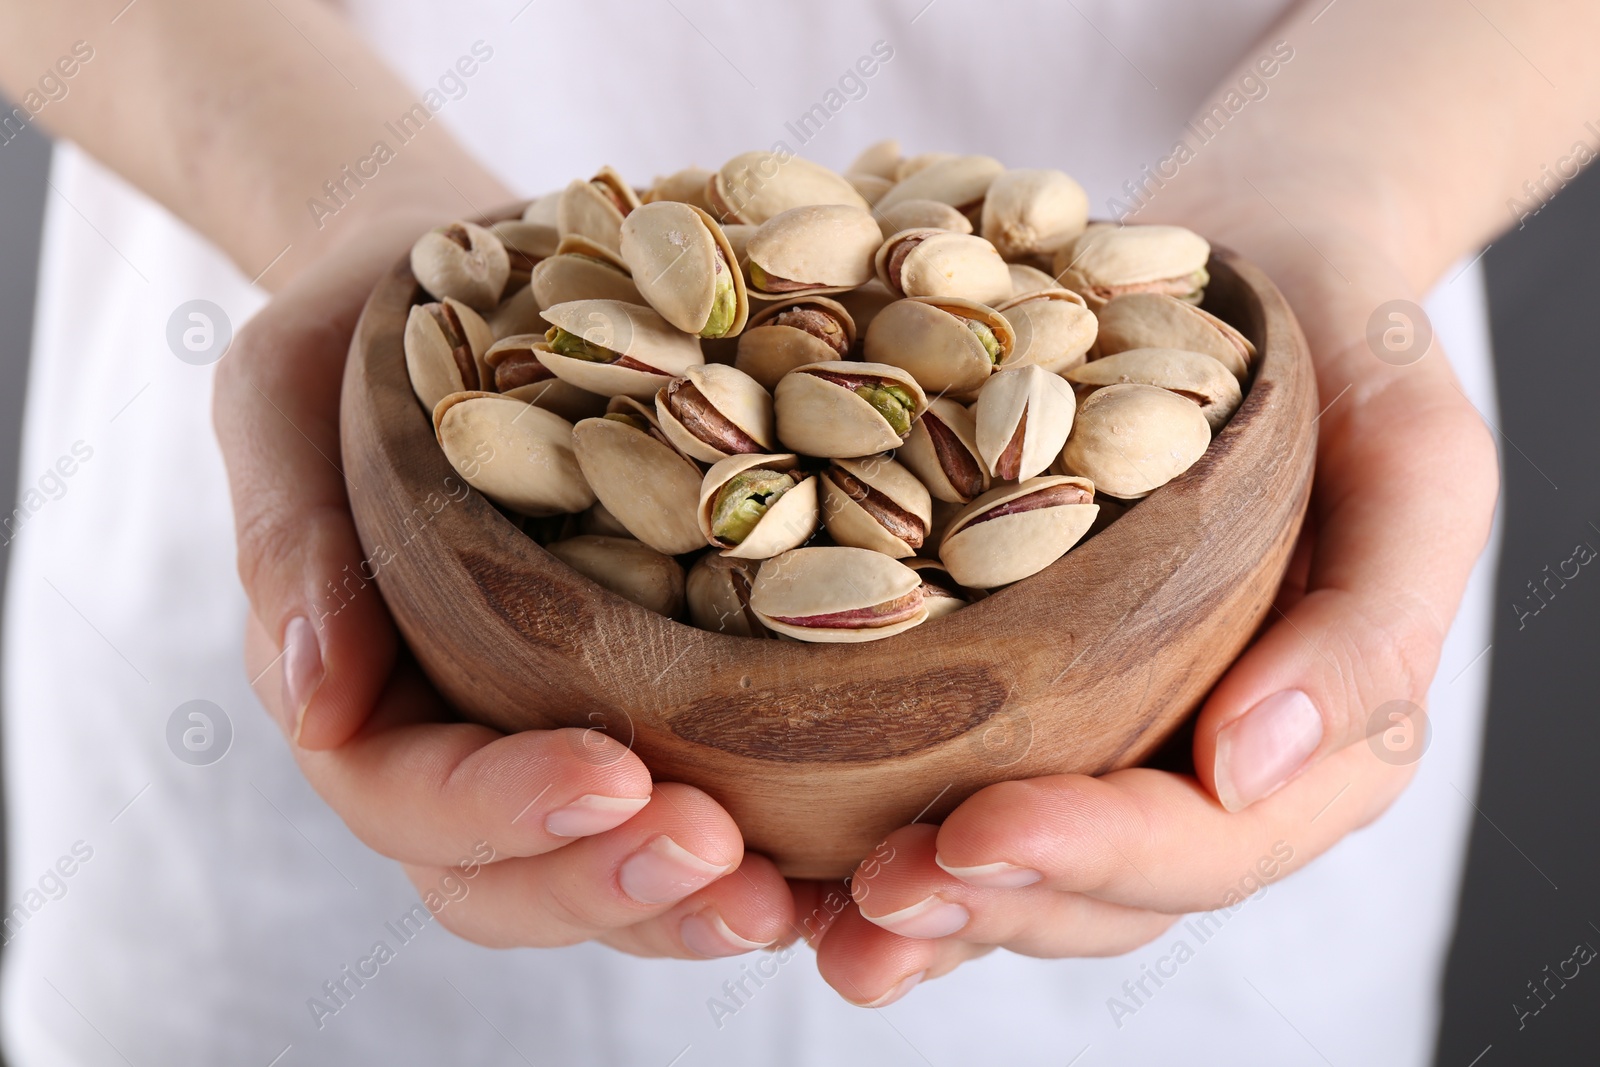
[341,237,1317,878]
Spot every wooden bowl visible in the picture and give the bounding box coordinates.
[340,241,1316,879]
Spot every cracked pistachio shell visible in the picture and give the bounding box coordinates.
[619,201,749,338]
[556,166,642,253]
[483,334,609,423]
[750,547,928,643]
[642,166,716,212]
[546,535,685,618]
[490,219,560,275]
[1007,263,1061,297]
[1067,347,1242,431]
[697,453,819,558]
[746,205,883,297]
[876,229,1013,305]
[974,365,1078,482]
[686,554,770,636]
[863,296,1015,398]
[939,476,1099,588]
[876,154,1004,215]
[405,297,495,411]
[899,397,990,504]
[571,414,705,555]
[997,288,1098,374]
[432,392,594,517]
[1058,382,1210,499]
[488,283,546,340]
[707,151,869,226]
[1053,225,1211,309]
[655,363,775,463]
[906,558,971,619]
[537,299,705,400]
[980,169,1090,260]
[846,171,895,205]
[1093,292,1255,379]
[773,361,928,458]
[877,198,974,241]
[849,139,902,182]
[410,221,510,311]
[820,454,933,558]
[531,236,643,309]
[735,296,855,391]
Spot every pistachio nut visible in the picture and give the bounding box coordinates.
[1093,292,1255,379]
[719,223,756,264]
[483,334,608,423]
[487,283,545,340]
[1067,347,1242,431]
[685,553,771,637]
[734,296,855,391]
[979,168,1090,260]
[897,397,991,504]
[490,219,560,282]
[832,279,897,340]
[973,364,1078,482]
[746,205,883,298]
[819,454,933,558]
[773,361,928,458]
[876,198,974,241]
[697,452,820,558]
[571,411,705,554]
[894,152,958,182]
[1058,382,1211,499]
[862,295,1015,398]
[875,229,1013,305]
[531,235,643,310]
[876,154,1004,220]
[846,171,895,205]
[538,299,705,400]
[996,288,1097,375]
[619,201,749,338]
[432,392,594,517]
[577,501,633,539]
[642,166,716,212]
[556,166,642,253]
[939,476,1098,588]
[655,363,775,463]
[545,535,686,618]
[848,138,903,182]
[749,546,928,642]
[707,151,869,226]
[405,297,495,411]
[905,558,971,620]
[1053,224,1211,309]
[523,190,562,227]
[410,221,511,311]
[1006,263,1061,297]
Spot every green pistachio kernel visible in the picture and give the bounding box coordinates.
[546,327,616,363]
[965,319,1002,364]
[701,260,738,338]
[711,469,797,544]
[855,383,916,436]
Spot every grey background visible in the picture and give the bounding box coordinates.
[1,116,1597,1062]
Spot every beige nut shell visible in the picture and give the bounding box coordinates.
[556,166,642,253]
[750,547,928,642]
[735,296,855,391]
[746,205,883,296]
[571,416,705,555]
[876,154,1004,214]
[531,237,643,309]
[698,453,820,559]
[410,221,510,311]
[773,361,928,458]
[619,201,750,337]
[820,455,933,558]
[1093,292,1256,379]
[545,535,686,618]
[974,365,1078,482]
[997,288,1098,375]
[709,152,869,226]
[655,363,775,463]
[876,230,1013,306]
[685,554,767,636]
[939,476,1099,589]
[1058,382,1211,499]
[980,168,1090,260]
[538,299,705,399]
[897,397,991,504]
[876,199,974,241]
[404,298,495,412]
[432,392,594,517]
[1068,347,1242,431]
[862,296,1014,399]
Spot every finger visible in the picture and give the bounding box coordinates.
[599,852,795,959]
[852,826,1177,957]
[934,748,1411,914]
[814,901,993,1008]
[1194,345,1496,811]
[251,617,654,864]
[412,783,745,948]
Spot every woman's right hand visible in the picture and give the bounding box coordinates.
[215,206,796,960]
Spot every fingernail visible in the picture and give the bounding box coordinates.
[861,970,925,1008]
[680,910,772,958]
[619,836,732,905]
[865,895,970,939]
[545,795,650,838]
[281,616,323,743]
[934,856,1043,888]
[1214,689,1323,812]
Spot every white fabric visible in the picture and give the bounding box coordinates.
[1,2,1499,1064]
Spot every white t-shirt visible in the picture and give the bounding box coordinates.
[1,2,1500,1064]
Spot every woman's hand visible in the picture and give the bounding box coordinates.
[215,206,796,960]
[807,206,1500,1005]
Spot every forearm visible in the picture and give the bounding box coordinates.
[1146,0,1600,293]
[0,0,510,288]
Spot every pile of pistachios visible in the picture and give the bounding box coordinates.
[401,143,1256,642]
